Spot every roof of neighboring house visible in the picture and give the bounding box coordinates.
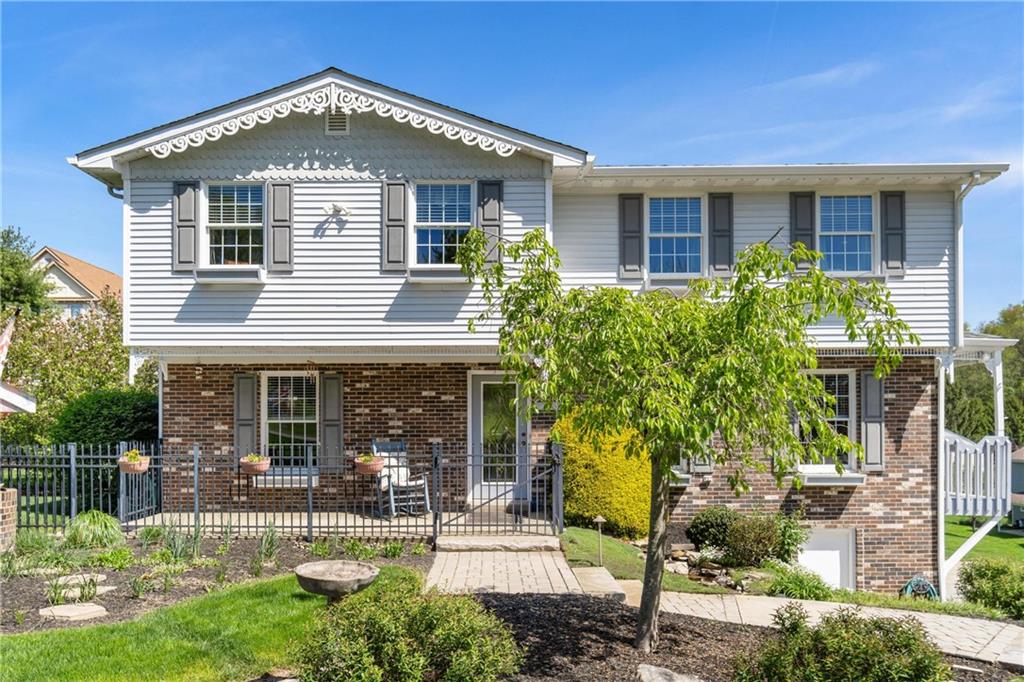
[33,247,122,301]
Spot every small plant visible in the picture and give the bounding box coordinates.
[216,519,234,556]
[190,556,219,569]
[0,550,22,579]
[958,558,1024,620]
[382,541,404,558]
[214,563,228,585]
[121,448,143,463]
[249,554,264,578]
[161,572,174,593]
[44,575,68,606]
[129,574,151,599]
[239,453,271,475]
[691,545,726,569]
[13,609,26,626]
[143,548,174,566]
[15,529,56,555]
[241,453,264,463]
[77,576,98,602]
[687,505,741,551]
[341,538,378,561]
[63,510,125,549]
[310,538,333,558]
[773,510,808,564]
[410,541,427,556]
[90,546,135,571]
[765,561,833,601]
[215,541,230,556]
[137,526,164,550]
[118,448,151,474]
[162,527,191,562]
[189,525,203,559]
[258,523,280,564]
[726,514,779,567]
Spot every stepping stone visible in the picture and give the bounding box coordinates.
[636,664,704,682]
[38,603,108,621]
[572,566,626,602]
[65,585,117,601]
[55,573,107,586]
[434,536,560,552]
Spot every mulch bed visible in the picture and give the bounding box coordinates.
[0,536,432,634]
[479,593,1015,682]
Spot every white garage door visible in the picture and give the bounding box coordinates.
[797,528,856,590]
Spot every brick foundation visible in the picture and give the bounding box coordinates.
[0,487,17,552]
[668,356,939,593]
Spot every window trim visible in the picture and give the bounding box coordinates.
[199,180,267,270]
[797,368,858,474]
[815,191,880,276]
[260,370,320,474]
[408,180,476,270]
[643,192,708,280]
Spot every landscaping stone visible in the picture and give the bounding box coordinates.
[636,664,704,681]
[56,573,107,586]
[664,561,689,575]
[434,535,560,552]
[38,603,107,621]
[572,566,626,602]
[65,585,117,601]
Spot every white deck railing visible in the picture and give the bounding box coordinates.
[944,430,1012,517]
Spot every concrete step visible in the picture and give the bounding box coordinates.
[572,566,626,602]
[434,536,561,552]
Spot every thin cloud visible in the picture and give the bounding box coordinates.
[756,61,881,92]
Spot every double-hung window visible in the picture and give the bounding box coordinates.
[819,195,873,273]
[799,371,855,470]
[649,197,702,276]
[415,183,472,265]
[208,184,264,266]
[263,373,318,470]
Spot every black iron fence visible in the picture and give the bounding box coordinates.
[1,441,564,541]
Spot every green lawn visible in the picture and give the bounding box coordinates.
[945,516,1024,562]
[0,570,420,682]
[560,526,726,594]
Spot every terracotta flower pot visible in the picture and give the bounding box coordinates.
[118,457,150,474]
[240,458,271,475]
[353,456,385,475]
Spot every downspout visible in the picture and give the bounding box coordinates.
[936,357,948,598]
[105,182,124,200]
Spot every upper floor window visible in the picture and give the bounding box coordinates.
[649,197,702,275]
[208,184,264,266]
[819,196,873,273]
[415,183,472,265]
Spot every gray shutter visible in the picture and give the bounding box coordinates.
[320,373,344,471]
[880,191,906,275]
[172,182,199,272]
[267,182,293,272]
[860,371,885,472]
[708,193,734,275]
[234,374,257,460]
[382,181,407,271]
[789,192,816,258]
[619,194,643,279]
[478,180,503,263]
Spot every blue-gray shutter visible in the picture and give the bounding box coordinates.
[880,191,906,275]
[320,373,344,471]
[172,182,199,272]
[619,194,643,279]
[234,374,257,460]
[789,192,815,258]
[478,180,503,263]
[708,193,734,275]
[860,372,885,472]
[382,181,407,271]
[267,182,293,272]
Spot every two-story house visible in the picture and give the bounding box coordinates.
[68,68,1013,598]
[32,246,123,318]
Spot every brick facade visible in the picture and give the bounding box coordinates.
[0,487,17,552]
[668,356,939,593]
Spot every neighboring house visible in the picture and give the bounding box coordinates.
[32,246,122,318]
[1013,447,1024,527]
[68,67,1014,597]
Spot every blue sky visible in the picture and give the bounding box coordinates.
[2,2,1021,325]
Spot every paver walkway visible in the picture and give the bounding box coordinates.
[426,551,583,594]
[619,580,1024,671]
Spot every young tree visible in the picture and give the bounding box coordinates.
[0,226,51,313]
[457,228,916,652]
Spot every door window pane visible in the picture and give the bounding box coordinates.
[481,382,517,482]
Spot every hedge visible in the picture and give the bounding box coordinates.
[50,389,157,444]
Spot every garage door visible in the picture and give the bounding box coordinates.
[797,528,855,590]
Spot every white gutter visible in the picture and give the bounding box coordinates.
[953,171,983,349]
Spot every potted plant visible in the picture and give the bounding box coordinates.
[118,449,150,474]
[353,453,384,475]
[239,453,271,475]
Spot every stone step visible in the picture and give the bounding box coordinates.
[571,566,626,602]
[435,536,560,552]
[39,603,108,622]
[65,585,117,601]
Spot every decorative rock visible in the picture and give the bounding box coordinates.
[668,550,688,561]
[38,603,108,621]
[714,573,736,589]
[636,664,705,681]
[665,561,689,575]
[56,573,107,587]
[65,585,117,601]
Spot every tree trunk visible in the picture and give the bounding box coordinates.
[634,458,670,653]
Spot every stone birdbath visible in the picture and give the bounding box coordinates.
[294,560,379,604]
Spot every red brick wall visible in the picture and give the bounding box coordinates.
[0,487,17,552]
[668,356,939,593]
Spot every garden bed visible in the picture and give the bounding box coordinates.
[0,535,432,634]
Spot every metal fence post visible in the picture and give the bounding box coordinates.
[192,444,200,533]
[552,443,565,534]
[306,445,314,543]
[117,441,127,524]
[432,443,442,543]
[69,443,78,521]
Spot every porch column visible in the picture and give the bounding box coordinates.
[985,351,1005,438]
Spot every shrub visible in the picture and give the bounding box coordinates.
[137,526,164,550]
[50,389,157,444]
[15,529,57,555]
[958,558,1024,620]
[772,511,807,564]
[90,546,135,570]
[734,603,951,682]
[726,514,779,567]
[296,568,522,682]
[558,415,650,539]
[765,561,832,601]
[687,505,740,551]
[342,538,378,561]
[258,523,280,563]
[310,539,333,558]
[63,510,124,549]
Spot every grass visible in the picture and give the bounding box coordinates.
[0,568,416,682]
[560,526,726,594]
[945,516,1024,562]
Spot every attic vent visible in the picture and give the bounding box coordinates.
[325,111,350,136]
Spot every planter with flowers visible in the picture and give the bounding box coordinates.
[118,449,150,474]
[240,453,271,475]
[353,453,385,475]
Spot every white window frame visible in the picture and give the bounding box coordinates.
[199,180,267,270]
[260,370,320,474]
[644,192,708,280]
[797,369,858,474]
[816,191,880,276]
[409,180,476,270]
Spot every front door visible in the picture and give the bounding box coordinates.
[469,374,528,502]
